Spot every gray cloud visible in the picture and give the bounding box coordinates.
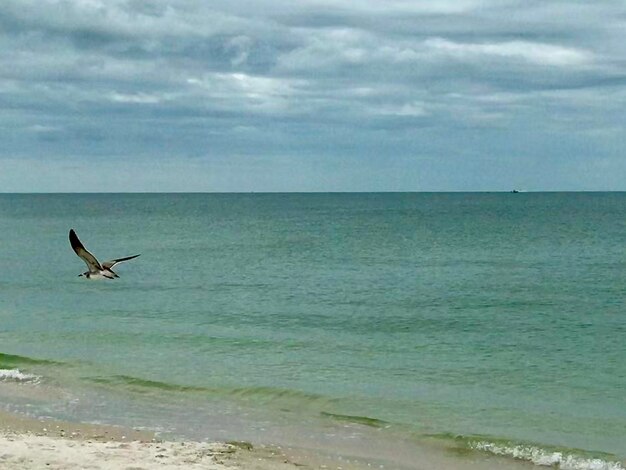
[0,0,624,191]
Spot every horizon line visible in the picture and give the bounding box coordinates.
[1,190,625,195]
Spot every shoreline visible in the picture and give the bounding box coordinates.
[0,408,564,470]
[2,400,625,470]
[0,409,388,470]
[1,370,625,470]
[2,389,625,470]
[0,409,301,469]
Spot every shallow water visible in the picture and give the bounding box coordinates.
[0,193,624,468]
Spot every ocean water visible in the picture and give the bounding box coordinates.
[0,193,624,469]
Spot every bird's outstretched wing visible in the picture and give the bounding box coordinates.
[103,254,141,270]
[69,229,102,272]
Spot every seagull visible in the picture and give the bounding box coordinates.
[69,229,140,279]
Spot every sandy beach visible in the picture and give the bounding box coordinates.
[0,410,319,470]
[0,409,405,470]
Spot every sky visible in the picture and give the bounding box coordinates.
[0,0,625,192]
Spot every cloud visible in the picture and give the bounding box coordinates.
[376,101,428,117]
[422,38,592,67]
[0,0,246,39]
[108,92,163,104]
[0,0,625,191]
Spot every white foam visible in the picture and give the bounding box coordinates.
[470,441,625,470]
[0,369,40,383]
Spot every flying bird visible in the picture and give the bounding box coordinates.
[69,229,140,279]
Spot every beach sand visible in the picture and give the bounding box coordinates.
[0,409,398,470]
[0,410,318,470]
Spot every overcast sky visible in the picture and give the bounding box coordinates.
[1,0,624,192]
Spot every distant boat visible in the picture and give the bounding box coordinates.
[511,189,520,193]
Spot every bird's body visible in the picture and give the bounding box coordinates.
[83,271,115,280]
[69,229,140,279]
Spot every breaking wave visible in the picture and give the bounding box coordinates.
[432,433,625,470]
[469,440,625,470]
[0,368,40,383]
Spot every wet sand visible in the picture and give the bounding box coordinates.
[0,409,391,469]
[0,410,313,469]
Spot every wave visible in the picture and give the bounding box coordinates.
[228,385,337,406]
[470,440,625,470]
[0,368,40,383]
[433,433,625,470]
[86,375,207,393]
[0,352,63,368]
[320,411,389,428]
[85,374,337,406]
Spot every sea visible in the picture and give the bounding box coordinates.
[0,193,624,469]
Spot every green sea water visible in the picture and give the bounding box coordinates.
[0,193,624,469]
